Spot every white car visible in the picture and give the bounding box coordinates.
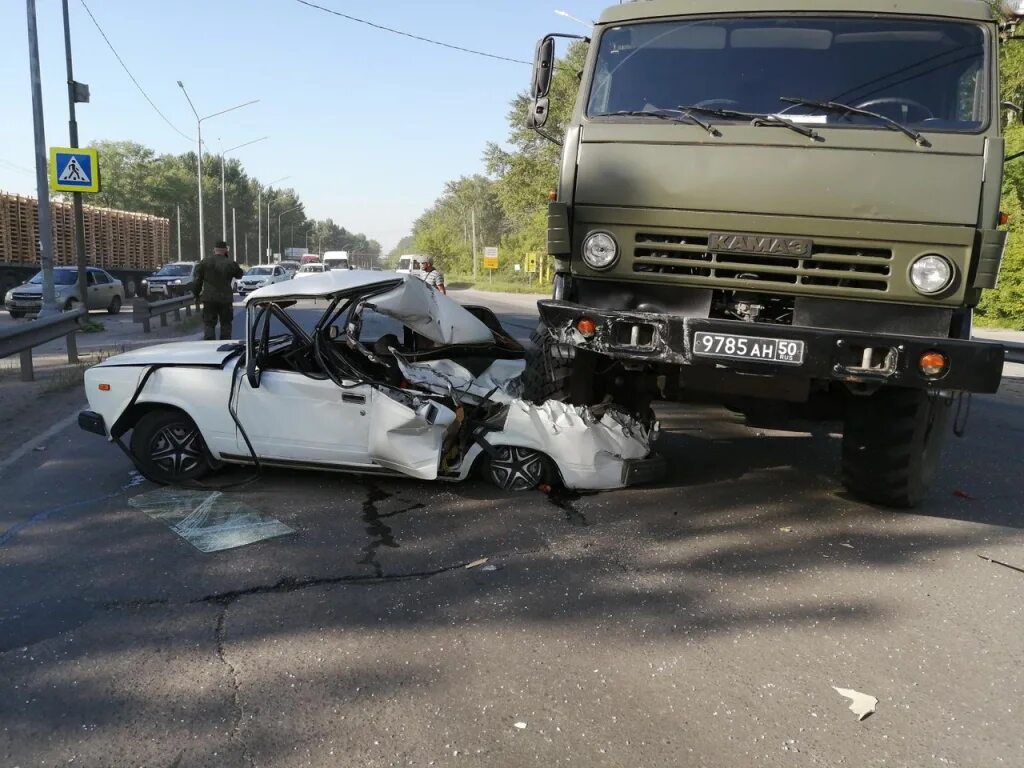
[77,272,660,490]
[396,254,424,278]
[237,265,290,295]
[295,263,326,278]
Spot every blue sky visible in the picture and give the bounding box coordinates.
[0,0,606,250]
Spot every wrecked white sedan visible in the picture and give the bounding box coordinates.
[78,272,662,491]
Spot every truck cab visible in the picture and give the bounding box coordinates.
[525,0,1013,507]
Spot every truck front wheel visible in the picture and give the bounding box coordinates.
[841,388,952,509]
[522,325,584,403]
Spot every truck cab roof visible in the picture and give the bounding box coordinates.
[599,0,994,24]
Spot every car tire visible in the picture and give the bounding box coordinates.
[63,298,79,312]
[130,410,212,485]
[124,279,136,299]
[9,310,25,319]
[484,446,551,491]
[841,387,952,509]
[107,295,122,314]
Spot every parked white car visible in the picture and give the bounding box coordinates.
[295,263,326,278]
[237,265,290,295]
[78,272,660,490]
[5,267,124,317]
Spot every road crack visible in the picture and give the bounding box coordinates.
[215,603,256,768]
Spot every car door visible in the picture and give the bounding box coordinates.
[233,304,373,466]
[85,270,103,310]
[236,372,374,466]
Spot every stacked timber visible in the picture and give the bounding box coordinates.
[0,191,169,271]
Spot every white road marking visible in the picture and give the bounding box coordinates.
[0,405,85,477]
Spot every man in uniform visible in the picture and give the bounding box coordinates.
[194,240,243,340]
[421,257,446,294]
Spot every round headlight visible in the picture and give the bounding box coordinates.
[582,232,619,270]
[141,279,148,286]
[910,254,954,295]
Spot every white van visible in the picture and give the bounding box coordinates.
[396,254,424,278]
[323,251,351,271]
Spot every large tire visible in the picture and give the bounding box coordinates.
[130,410,212,485]
[63,297,79,312]
[107,295,122,314]
[522,325,576,404]
[841,388,952,509]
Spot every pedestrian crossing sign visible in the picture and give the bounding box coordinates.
[49,147,100,193]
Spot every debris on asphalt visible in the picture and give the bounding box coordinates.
[128,488,294,553]
[953,489,975,500]
[465,558,489,569]
[513,722,527,729]
[839,543,855,549]
[481,564,499,572]
[978,554,1024,575]
[122,471,146,490]
[833,686,878,721]
[779,527,793,533]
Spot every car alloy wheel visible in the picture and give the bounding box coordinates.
[486,446,548,491]
[149,422,207,477]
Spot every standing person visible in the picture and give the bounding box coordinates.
[194,240,243,340]
[421,257,446,294]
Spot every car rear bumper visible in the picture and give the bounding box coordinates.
[538,300,1006,394]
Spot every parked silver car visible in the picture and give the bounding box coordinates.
[4,267,125,318]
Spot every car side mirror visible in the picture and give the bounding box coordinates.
[246,358,261,388]
[528,36,556,129]
[328,325,341,340]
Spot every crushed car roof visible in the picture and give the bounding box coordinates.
[246,269,495,346]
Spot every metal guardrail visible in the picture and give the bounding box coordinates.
[0,307,87,381]
[132,294,199,333]
[1005,342,1024,365]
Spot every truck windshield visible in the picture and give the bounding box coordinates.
[587,17,988,133]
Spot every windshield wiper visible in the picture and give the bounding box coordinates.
[605,109,721,137]
[779,97,930,147]
[677,105,820,141]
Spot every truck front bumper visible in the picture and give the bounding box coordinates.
[538,300,1005,394]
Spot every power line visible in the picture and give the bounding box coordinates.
[293,0,531,65]
[78,0,193,142]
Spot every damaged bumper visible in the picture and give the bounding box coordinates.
[538,300,1005,393]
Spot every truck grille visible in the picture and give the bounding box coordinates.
[633,233,891,293]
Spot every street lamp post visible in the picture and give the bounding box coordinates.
[176,81,258,260]
[277,205,301,263]
[219,136,267,241]
[555,9,592,27]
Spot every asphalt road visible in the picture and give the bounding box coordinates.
[1,289,1023,767]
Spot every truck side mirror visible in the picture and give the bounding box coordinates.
[528,36,556,129]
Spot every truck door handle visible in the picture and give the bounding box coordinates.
[342,393,366,404]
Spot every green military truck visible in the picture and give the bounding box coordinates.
[524,0,1014,507]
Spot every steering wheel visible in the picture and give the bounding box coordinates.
[853,97,934,122]
[694,99,740,109]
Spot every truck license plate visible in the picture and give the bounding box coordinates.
[693,332,804,365]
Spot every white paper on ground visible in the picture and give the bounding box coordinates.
[832,686,878,721]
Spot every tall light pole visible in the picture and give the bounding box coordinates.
[219,136,267,241]
[257,175,289,266]
[26,0,58,316]
[176,204,182,261]
[176,81,258,260]
[555,9,592,27]
[61,0,89,318]
[278,205,301,263]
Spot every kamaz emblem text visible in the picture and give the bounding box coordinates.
[709,232,812,258]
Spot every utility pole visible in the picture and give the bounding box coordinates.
[61,0,88,317]
[220,154,227,241]
[27,0,57,316]
[257,188,262,265]
[176,204,182,261]
[232,207,237,259]
[471,208,478,280]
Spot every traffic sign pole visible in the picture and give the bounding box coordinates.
[26,0,58,317]
[62,0,88,316]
